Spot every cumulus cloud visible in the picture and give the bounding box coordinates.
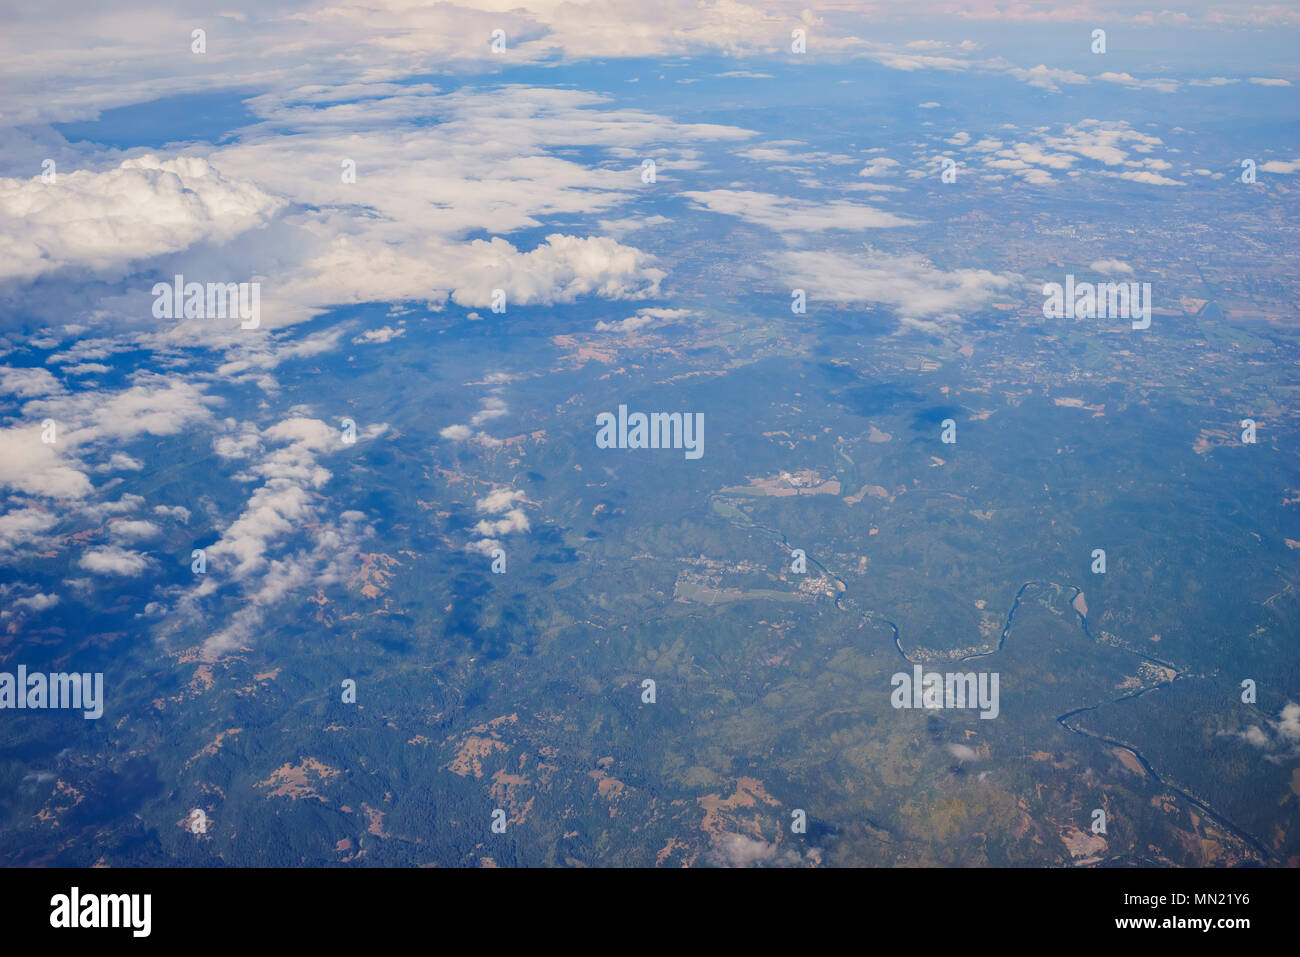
[859,157,902,178]
[477,488,527,514]
[707,832,818,868]
[595,307,692,333]
[352,325,406,344]
[465,538,503,557]
[639,307,693,320]
[96,452,142,473]
[1105,169,1184,186]
[0,366,63,398]
[80,494,144,521]
[3,84,746,339]
[1003,64,1088,92]
[24,375,218,450]
[474,508,531,537]
[0,425,93,499]
[441,391,522,446]
[11,592,59,613]
[449,234,664,308]
[266,232,665,326]
[684,189,917,233]
[79,545,150,576]
[968,119,1175,187]
[1097,72,1178,93]
[161,415,383,658]
[205,482,315,579]
[109,519,161,542]
[154,504,191,523]
[470,398,509,426]
[0,156,285,283]
[737,145,857,167]
[713,833,778,867]
[198,507,373,659]
[204,327,348,383]
[1222,702,1300,762]
[1089,259,1134,274]
[1260,158,1300,174]
[595,314,654,333]
[0,507,58,556]
[0,376,219,505]
[467,486,533,553]
[781,248,1019,330]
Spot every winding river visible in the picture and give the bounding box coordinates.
[705,492,1275,862]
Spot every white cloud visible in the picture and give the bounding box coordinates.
[109,519,161,542]
[465,538,502,557]
[79,545,150,576]
[596,314,654,333]
[0,156,285,283]
[595,306,692,333]
[98,452,144,472]
[11,592,59,612]
[712,833,778,867]
[1097,72,1178,93]
[1004,64,1088,92]
[477,489,527,514]
[160,414,382,658]
[0,507,58,556]
[1089,259,1134,274]
[154,504,191,523]
[859,157,902,178]
[470,397,509,426]
[947,743,979,762]
[4,84,746,337]
[474,508,531,537]
[684,189,917,232]
[973,120,1174,187]
[450,234,665,309]
[0,425,93,499]
[1223,702,1300,761]
[24,375,217,450]
[781,248,1019,330]
[1106,170,1184,186]
[352,325,406,344]
[468,485,534,552]
[0,366,63,398]
[1260,158,1300,174]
